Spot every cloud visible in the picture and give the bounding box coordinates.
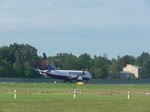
[0,0,150,33]
[0,0,150,58]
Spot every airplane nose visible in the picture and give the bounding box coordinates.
[89,74,92,79]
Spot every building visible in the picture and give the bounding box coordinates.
[120,64,142,79]
[120,71,135,79]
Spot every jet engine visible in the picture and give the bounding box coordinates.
[77,76,83,82]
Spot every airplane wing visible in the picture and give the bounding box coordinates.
[69,75,77,79]
[68,71,85,81]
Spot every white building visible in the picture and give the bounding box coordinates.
[120,64,142,79]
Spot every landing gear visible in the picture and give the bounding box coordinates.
[63,80,67,83]
[69,80,73,83]
[85,80,88,84]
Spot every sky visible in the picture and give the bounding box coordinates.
[0,0,150,59]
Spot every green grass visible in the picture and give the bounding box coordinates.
[0,83,150,112]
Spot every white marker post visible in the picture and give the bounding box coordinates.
[14,90,16,100]
[73,90,76,99]
[128,91,130,100]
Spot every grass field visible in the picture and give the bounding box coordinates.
[0,83,150,112]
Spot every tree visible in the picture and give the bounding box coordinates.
[108,59,120,79]
[0,43,150,79]
[119,55,136,69]
[90,55,111,79]
[0,43,40,78]
[79,53,92,70]
[136,52,150,78]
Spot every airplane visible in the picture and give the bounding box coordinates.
[35,53,92,83]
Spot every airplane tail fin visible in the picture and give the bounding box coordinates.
[43,53,56,70]
[43,52,48,60]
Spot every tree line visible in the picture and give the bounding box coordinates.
[0,43,150,79]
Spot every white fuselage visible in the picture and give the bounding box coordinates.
[45,70,92,81]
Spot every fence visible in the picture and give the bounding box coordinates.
[0,78,150,84]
